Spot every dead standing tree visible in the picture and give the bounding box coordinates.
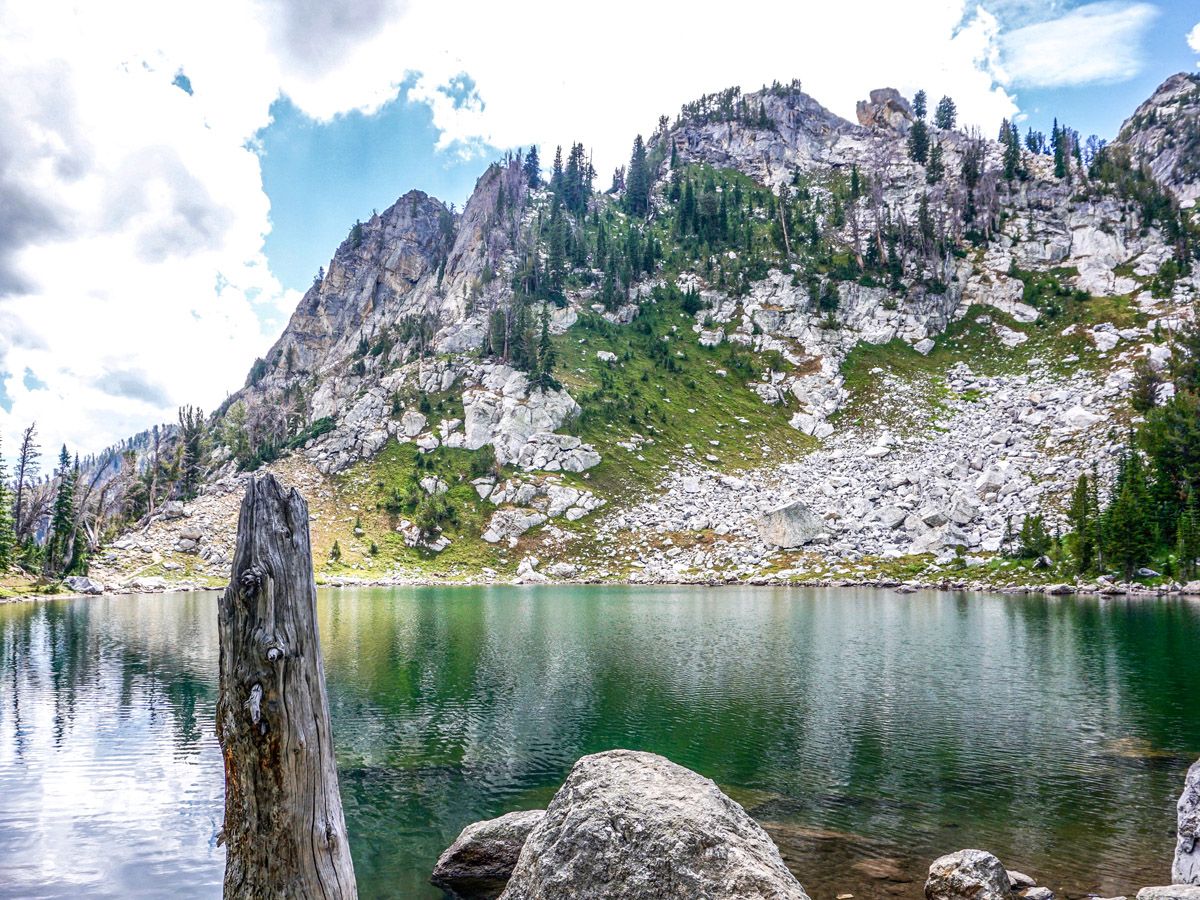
[216,474,357,899]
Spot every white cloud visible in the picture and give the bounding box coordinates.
[1188,21,1200,57]
[395,0,1018,185]
[0,0,1022,459]
[996,1,1159,88]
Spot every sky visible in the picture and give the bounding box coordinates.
[0,0,1198,464]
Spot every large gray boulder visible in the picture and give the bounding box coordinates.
[757,500,823,549]
[432,810,545,899]
[62,575,103,595]
[1139,888,1200,900]
[498,750,809,900]
[925,850,1012,900]
[1175,759,1200,885]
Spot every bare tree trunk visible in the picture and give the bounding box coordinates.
[216,474,357,899]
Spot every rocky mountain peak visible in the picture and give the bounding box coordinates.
[1116,71,1200,208]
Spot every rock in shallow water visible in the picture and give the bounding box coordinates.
[924,849,1011,900]
[432,809,545,899]
[497,749,809,900]
[1175,759,1200,885]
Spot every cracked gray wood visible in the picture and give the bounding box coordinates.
[216,474,357,899]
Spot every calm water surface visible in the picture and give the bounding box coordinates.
[1,586,1197,900]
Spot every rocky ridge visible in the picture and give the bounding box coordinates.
[92,74,1200,591]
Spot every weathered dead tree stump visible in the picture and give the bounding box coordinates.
[216,474,357,899]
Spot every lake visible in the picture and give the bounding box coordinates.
[1,586,1197,899]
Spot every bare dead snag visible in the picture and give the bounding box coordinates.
[216,474,357,899]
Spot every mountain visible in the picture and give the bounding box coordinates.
[90,74,1200,591]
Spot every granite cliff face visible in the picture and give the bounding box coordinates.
[1117,72,1200,209]
[94,74,1200,590]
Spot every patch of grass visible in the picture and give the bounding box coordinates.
[553,292,814,509]
[0,571,61,600]
[313,440,512,579]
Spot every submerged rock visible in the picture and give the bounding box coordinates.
[432,809,545,899]
[925,850,1011,900]
[498,749,809,900]
[1175,759,1200,885]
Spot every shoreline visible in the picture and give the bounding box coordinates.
[8,572,1200,605]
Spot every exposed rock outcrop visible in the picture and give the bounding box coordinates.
[1117,72,1200,208]
[496,750,809,900]
[856,87,914,132]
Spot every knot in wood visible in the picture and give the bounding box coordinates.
[239,568,262,600]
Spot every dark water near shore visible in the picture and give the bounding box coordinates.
[1,586,1197,899]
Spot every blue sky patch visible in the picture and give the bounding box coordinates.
[22,367,46,392]
[257,85,501,292]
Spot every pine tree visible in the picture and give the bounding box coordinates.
[625,134,650,218]
[510,301,533,370]
[550,146,564,193]
[0,435,14,570]
[1001,119,1021,181]
[177,405,207,500]
[1176,488,1200,579]
[523,145,541,187]
[1051,119,1068,179]
[907,118,929,164]
[532,305,558,390]
[1068,473,1097,574]
[545,209,567,301]
[45,445,76,577]
[934,96,957,130]
[926,142,945,184]
[1102,445,1155,581]
[912,89,927,120]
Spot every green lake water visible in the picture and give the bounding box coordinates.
[1,586,1197,899]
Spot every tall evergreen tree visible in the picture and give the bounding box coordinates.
[550,146,564,193]
[926,142,945,184]
[545,208,567,301]
[934,96,957,130]
[625,134,651,218]
[1176,488,1200,579]
[523,145,541,187]
[1001,119,1021,181]
[907,118,930,164]
[1068,473,1097,574]
[177,405,208,501]
[1102,445,1155,580]
[532,306,558,390]
[45,445,76,577]
[912,89,927,120]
